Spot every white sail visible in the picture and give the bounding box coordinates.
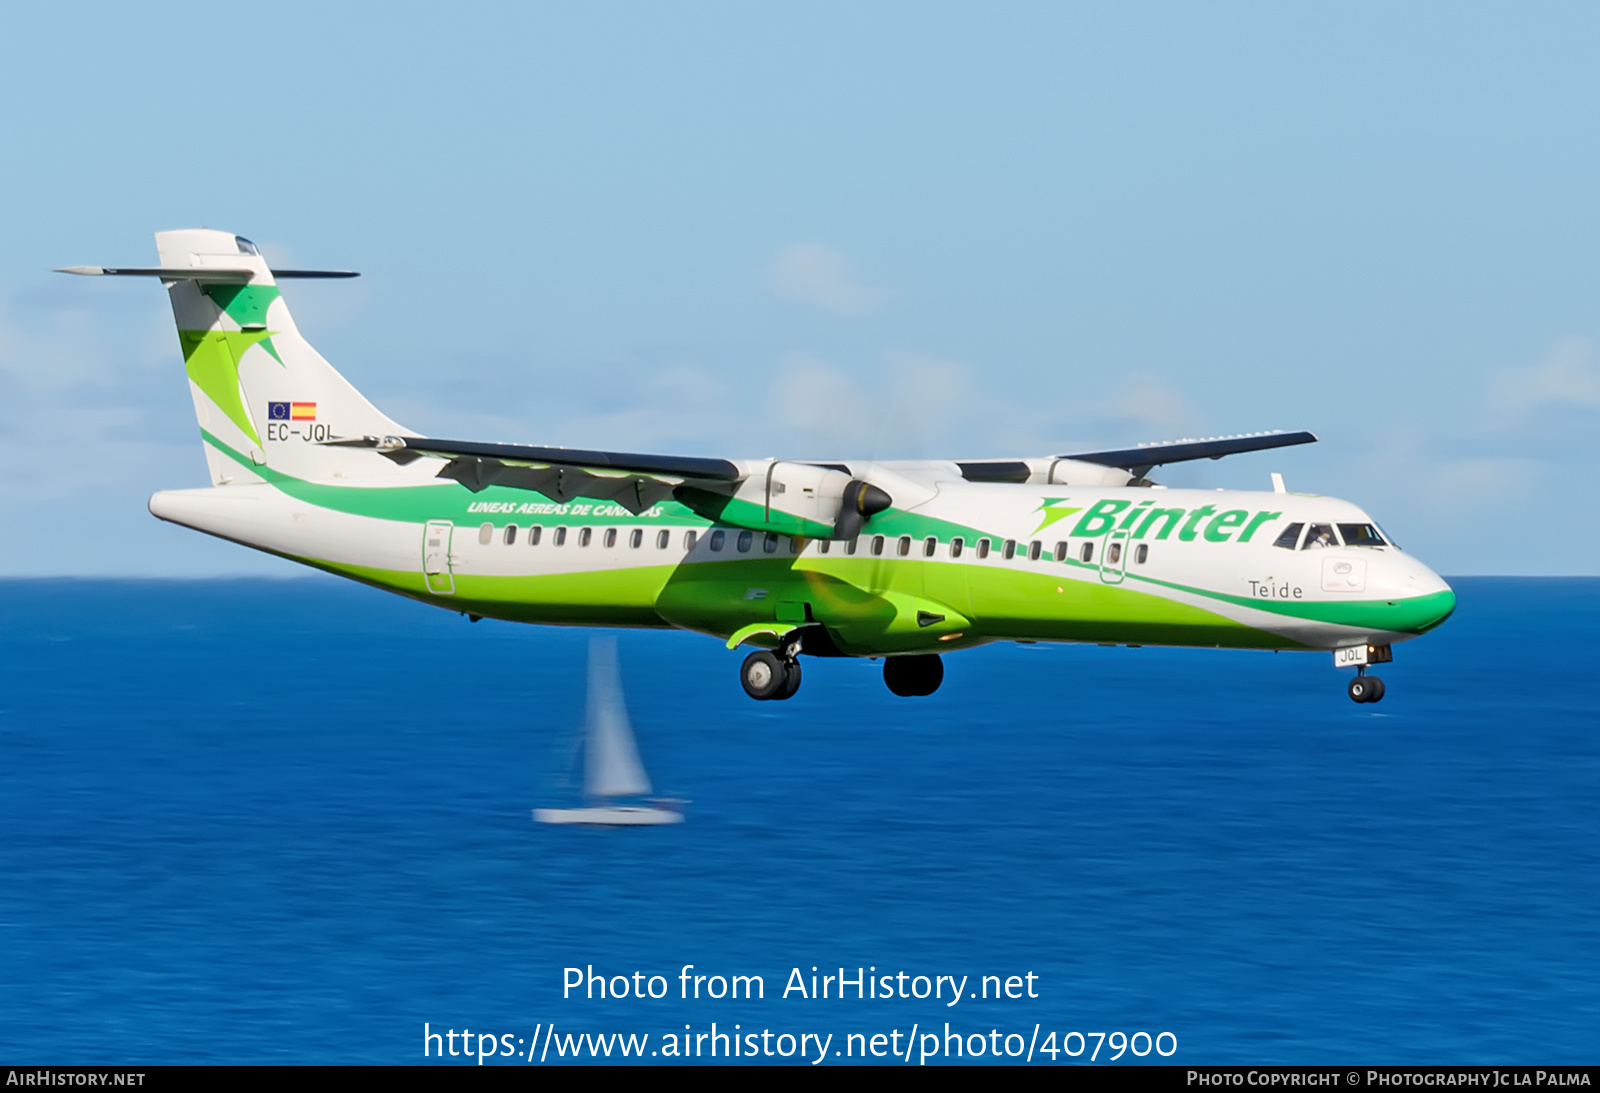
[584,638,651,799]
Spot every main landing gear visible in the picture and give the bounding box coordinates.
[883,654,943,697]
[739,643,947,701]
[1348,670,1386,704]
[742,627,806,701]
[741,650,803,701]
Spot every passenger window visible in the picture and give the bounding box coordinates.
[763,532,778,554]
[528,526,541,546]
[503,524,518,546]
[1273,522,1304,550]
[554,526,567,546]
[1107,542,1122,564]
[924,536,937,557]
[603,528,617,548]
[1028,540,1041,561]
[1003,539,1016,560]
[976,538,990,559]
[818,539,831,554]
[897,535,911,557]
[872,535,885,556]
[684,530,698,551]
[788,537,798,554]
[1135,543,1148,564]
[709,530,725,552]
[579,527,593,547]
[655,529,667,549]
[1053,541,1068,562]
[1302,524,1337,550]
[1338,523,1386,547]
[846,537,859,555]
[630,529,643,549]
[737,530,753,553]
[951,537,964,559]
[1080,542,1094,563]
[478,523,493,545]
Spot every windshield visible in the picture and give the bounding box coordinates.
[1337,523,1387,547]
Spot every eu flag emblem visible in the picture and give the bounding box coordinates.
[268,402,290,420]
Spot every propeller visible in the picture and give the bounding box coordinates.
[834,479,892,540]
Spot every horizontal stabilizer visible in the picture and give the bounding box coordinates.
[335,435,742,482]
[1064,430,1318,474]
[55,266,359,280]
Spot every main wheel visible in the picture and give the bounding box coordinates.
[1348,676,1376,703]
[776,658,803,700]
[741,650,788,701]
[884,654,944,697]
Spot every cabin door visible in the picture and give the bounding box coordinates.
[1099,528,1130,585]
[423,520,456,595]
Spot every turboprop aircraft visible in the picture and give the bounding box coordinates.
[61,229,1455,704]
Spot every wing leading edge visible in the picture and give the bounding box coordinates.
[1062,430,1318,476]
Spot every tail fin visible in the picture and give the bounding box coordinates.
[152,229,407,485]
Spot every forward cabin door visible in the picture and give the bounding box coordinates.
[423,520,456,595]
[1099,528,1130,585]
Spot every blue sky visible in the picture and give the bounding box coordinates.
[3,3,1597,575]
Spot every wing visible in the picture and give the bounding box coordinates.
[1063,430,1318,478]
[331,435,888,535]
[330,434,736,514]
[951,430,1318,485]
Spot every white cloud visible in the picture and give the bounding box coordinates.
[767,243,887,315]
[1488,337,1600,419]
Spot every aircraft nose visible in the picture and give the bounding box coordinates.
[1403,566,1455,634]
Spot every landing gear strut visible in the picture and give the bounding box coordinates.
[884,654,943,697]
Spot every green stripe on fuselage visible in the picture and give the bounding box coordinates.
[195,430,1447,644]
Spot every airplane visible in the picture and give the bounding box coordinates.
[60,229,1455,704]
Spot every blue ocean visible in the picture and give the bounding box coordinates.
[1,577,1595,1065]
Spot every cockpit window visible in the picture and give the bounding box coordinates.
[1337,523,1386,547]
[235,236,261,256]
[1301,524,1337,550]
[1272,522,1304,550]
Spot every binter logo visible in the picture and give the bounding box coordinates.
[1062,498,1284,544]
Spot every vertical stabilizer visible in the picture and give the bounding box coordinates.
[155,229,409,484]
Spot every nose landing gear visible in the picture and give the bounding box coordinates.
[1336,644,1392,704]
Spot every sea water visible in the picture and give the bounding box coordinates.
[1,577,1595,1064]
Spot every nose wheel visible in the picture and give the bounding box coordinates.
[1347,672,1386,704]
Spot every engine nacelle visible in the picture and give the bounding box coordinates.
[676,461,891,539]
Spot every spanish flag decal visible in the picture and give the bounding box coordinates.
[268,401,318,422]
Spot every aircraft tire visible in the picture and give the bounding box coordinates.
[1366,676,1386,703]
[741,650,788,701]
[884,654,943,697]
[1348,676,1377,703]
[776,658,803,700]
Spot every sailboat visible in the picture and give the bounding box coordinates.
[533,638,684,826]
